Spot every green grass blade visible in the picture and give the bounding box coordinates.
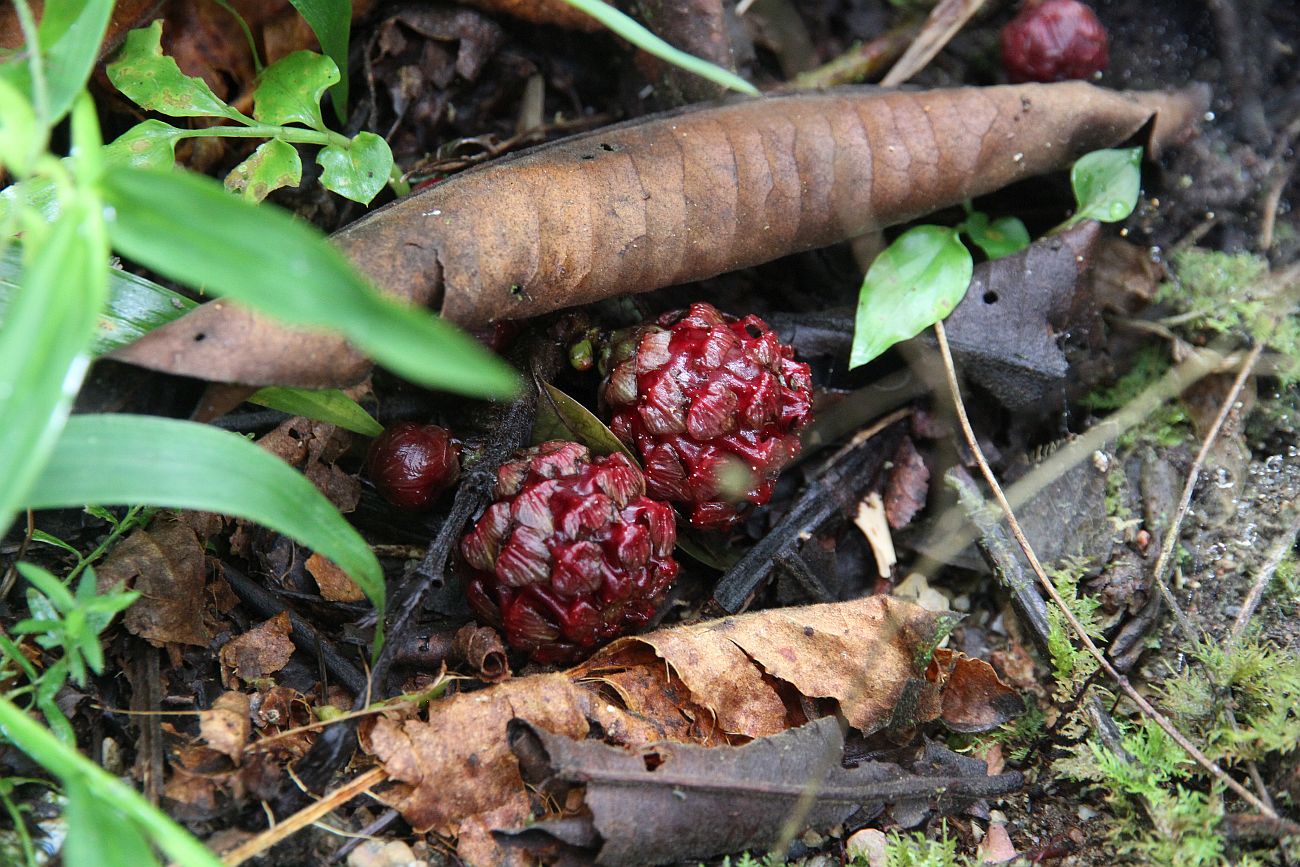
[0,0,113,124]
[0,210,105,538]
[558,0,759,96]
[0,697,224,867]
[0,246,196,356]
[249,386,383,436]
[287,0,352,122]
[100,166,520,399]
[22,414,385,624]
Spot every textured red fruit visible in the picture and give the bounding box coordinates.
[600,303,813,530]
[461,441,679,663]
[366,423,461,510]
[1001,0,1109,83]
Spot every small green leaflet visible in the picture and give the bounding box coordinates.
[318,131,393,204]
[850,225,973,368]
[107,21,246,121]
[102,120,182,171]
[961,211,1030,260]
[253,50,338,130]
[1068,146,1143,226]
[226,138,303,202]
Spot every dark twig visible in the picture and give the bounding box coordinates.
[222,564,369,697]
[710,409,909,613]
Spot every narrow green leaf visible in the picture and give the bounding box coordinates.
[0,0,113,124]
[100,166,520,399]
[225,138,303,202]
[65,779,161,867]
[317,131,392,204]
[287,0,352,122]
[0,75,39,174]
[0,246,196,357]
[23,414,385,624]
[0,208,105,538]
[850,225,973,368]
[102,120,182,171]
[253,50,337,130]
[106,22,245,121]
[962,212,1030,260]
[248,386,383,436]
[533,382,637,461]
[557,0,758,96]
[0,697,225,867]
[1069,146,1143,226]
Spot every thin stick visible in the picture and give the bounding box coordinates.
[1230,509,1300,643]
[221,766,386,866]
[932,320,1284,822]
[1147,338,1267,640]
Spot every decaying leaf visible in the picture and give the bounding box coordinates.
[112,82,1208,388]
[928,648,1025,733]
[95,513,211,648]
[361,596,1018,859]
[454,0,601,31]
[219,611,295,685]
[501,715,1023,865]
[199,691,252,764]
[885,436,929,530]
[306,552,365,602]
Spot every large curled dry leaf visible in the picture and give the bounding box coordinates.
[360,596,1018,857]
[112,82,1207,388]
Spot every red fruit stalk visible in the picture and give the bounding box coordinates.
[601,303,813,530]
[461,442,678,663]
[366,423,461,510]
[1001,0,1109,83]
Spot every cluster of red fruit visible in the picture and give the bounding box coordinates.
[366,303,813,662]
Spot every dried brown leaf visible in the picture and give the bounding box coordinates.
[927,648,1024,733]
[885,437,929,530]
[112,83,1208,387]
[96,515,210,648]
[219,612,294,685]
[200,691,252,763]
[306,552,365,603]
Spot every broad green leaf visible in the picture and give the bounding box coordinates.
[0,246,196,357]
[287,0,352,122]
[23,414,385,625]
[225,138,303,202]
[1069,146,1143,225]
[100,166,519,399]
[850,225,973,368]
[0,75,39,174]
[0,697,225,867]
[962,212,1030,260]
[107,22,245,121]
[248,386,383,436]
[0,0,113,124]
[318,131,392,204]
[533,382,637,461]
[103,120,181,171]
[0,207,105,538]
[253,50,337,130]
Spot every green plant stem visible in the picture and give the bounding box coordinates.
[65,505,152,584]
[10,0,48,130]
[559,0,759,96]
[387,163,410,197]
[0,698,224,867]
[174,124,351,149]
[0,780,38,866]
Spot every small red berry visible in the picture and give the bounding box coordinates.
[600,303,813,531]
[366,423,461,510]
[461,441,678,663]
[1001,0,1109,83]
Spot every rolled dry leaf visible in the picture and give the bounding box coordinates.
[111,82,1208,388]
[455,0,602,31]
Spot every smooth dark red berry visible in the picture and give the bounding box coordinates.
[366,423,461,510]
[600,303,813,531]
[461,441,678,664]
[1001,0,1109,83]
